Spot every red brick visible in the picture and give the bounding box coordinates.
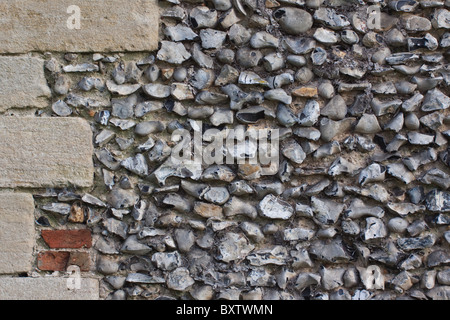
[68,252,91,271]
[37,251,70,271]
[41,229,92,249]
[37,251,91,271]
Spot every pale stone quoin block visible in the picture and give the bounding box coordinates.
[0,0,159,53]
[0,193,35,274]
[0,117,94,188]
[0,56,51,112]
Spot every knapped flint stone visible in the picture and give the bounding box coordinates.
[320,267,345,291]
[103,218,128,239]
[200,28,227,49]
[341,220,360,236]
[283,228,315,241]
[41,203,71,216]
[363,217,387,241]
[358,266,385,290]
[319,117,355,142]
[314,28,339,44]
[121,154,148,176]
[421,88,450,111]
[311,47,327,65]
[121,235,152,255]
[164,24,198,42]
[157,41,191,64]
[135,121,165,136]
[52,100,72,117]
[283,38,316,55]
[397,235,436,251]
[143,84,171,99]
[328,157,359,177]
[407,132,435,145]
[355,113,381,134]
[250,31,279,49]
[152,251,182,271]
[263,53,286,72]
[106,80,141,96]
[314,7,350,30]
[388,217,409,233]
[223,197,257,219]
[236,106,268,124]
[386,202,425,217]
[268,73,294,89]
[298,100,320,126]
[345,198,385,219]
[202,187,230,205]
[277,104,298,127]
[407,33,439,51]
[309,239,351,264]
[152,157,202,186]
[228,24,252,46]
[294,127,321,141]
[189,6,218,29]
[247,246,288,266]
[247,268,276,287]
[431,8,450,29]
[216,232,255,263]
[321,95,347,120]
[419,168,450,189]
[389,0,419,12]
[313,141,341,159]
[311,197,344,225]
[403,15,432,31]
[236,47,263,69]
[359,163,386,186]
[295,273,321,290]
[258,194,294,220]
[427,250,450,267]
[282,138,306,164]
[0,0,159,53]
[107,188,139,209]
[426,286,450,300]
[386,163,415,184]
[273,8,313,34]
[166,267,195,291]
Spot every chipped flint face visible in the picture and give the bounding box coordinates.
[170,121,279,174]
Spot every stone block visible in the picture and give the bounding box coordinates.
[0,277,99,300]
[0,117,94,188]
[0,193,35,274]
[0,0,159,53]
[0,56,51,112]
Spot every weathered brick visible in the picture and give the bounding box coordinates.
[0,56,51,112]
[37,251,70,271]
[68,252,91,271]
[0,117,94,188]
[0,0,159,53]
[41,230,92,249]
[0,277,99,300]
[0,193,35,274]
[38,251,91,271]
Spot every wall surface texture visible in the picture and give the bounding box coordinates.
[0,0,449,300]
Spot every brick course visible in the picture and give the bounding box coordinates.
[41,230,92,249]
